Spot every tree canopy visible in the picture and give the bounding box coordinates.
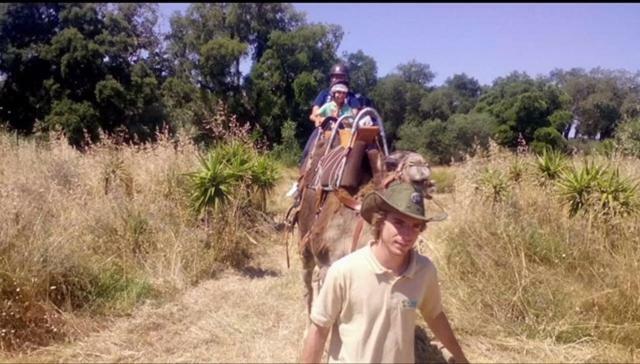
[1,3,639,163]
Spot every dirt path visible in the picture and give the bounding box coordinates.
[4,235,621,363]
[1,180,632,363]
[5,239,307,363]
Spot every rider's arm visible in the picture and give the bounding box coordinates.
[310,90,330,126]
[313,102,336,127]
[310,105,322,126]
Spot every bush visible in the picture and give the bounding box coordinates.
[532,127,568,154]
[188,140,280,217]
[430,167,456,193]
[534,148,568,183]
[396,113,497,165]
[271,120,302,167]
[475,167,510,203]
[556,162,639,219]
[614,117,640,157]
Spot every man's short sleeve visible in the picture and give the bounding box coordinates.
[418,263,443,320]
[313,89,330,107]
[347,91,361,109]
[309,264,345,328]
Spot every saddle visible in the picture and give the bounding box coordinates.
[284,109,390,261]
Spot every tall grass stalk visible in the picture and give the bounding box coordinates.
[0,131,277,351]
[436,144,640,352]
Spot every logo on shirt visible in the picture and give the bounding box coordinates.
[401,299,418,309]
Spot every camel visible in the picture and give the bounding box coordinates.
[287,109,436,315]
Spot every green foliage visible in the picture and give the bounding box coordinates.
[248,23,342,144]
[396,60,435,88]
[548,109,572,132]
[344,50,378,96]
[595,139,617,158]
[248,155,279,211]
[535,148,568,182]
[396,113,497,165]
[430,168,456,193]
[420,74,482,120]
[475,167,510,203]
[614,117,640,157]
[84,265,154,314]
[420,88,456,121]
[557,162,639,219]
[474,71,571,148]
[556,161,607,217]
[594,168,639,219]
[45,99,100,148]
[200,37,248,91]
[187,140,280,217]
[0,3,167,146]
[371,75,418,143]
[271,119,302,166]
[508,157,528,183]
[531,127,568,154]
[189,149,239,215]
[551,68,639,139]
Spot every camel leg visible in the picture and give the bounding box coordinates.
[301,244,315,316]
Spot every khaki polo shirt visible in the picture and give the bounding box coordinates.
[310,241,443,363]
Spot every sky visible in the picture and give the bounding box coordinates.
[157,3,640,86]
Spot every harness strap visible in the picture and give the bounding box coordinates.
[382,172,400,189]
[335,188,361,212]
[350,216,365,253]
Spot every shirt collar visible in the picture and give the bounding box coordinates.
[366,240,419,278]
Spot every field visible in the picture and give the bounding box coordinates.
[1,133,639,362]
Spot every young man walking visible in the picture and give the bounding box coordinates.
[301,182,468,363]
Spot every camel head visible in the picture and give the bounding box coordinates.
[383,151,436,198]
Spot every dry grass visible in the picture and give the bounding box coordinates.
[0,132,276,351]
[3,134,640,362]
[424,145,640,361]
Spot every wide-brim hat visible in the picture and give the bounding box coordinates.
[360,182,447,224]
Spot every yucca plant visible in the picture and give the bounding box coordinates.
[187,150,241,218]
[509,156,527,184]
[216,141,254,177]
[556,162,607,217]
[476,167,510,203]
[187,140,281,218]
[594,168,639,218]
[535,148,567,183]
[249,155,280,212]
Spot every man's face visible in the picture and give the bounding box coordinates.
[330,75,347,85]
[379,211,425,257]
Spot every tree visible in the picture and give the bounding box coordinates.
[473,71,571,147]
[419,88,456,122]
[550,67,640,139]
[396,60,435,88]
[0,3,167,146]
[0,3,62,132]
[444,73,482,113]
[396,112,497,165]
[343,49,377,96]
[370,75,412,144]
[247,23,342,145]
